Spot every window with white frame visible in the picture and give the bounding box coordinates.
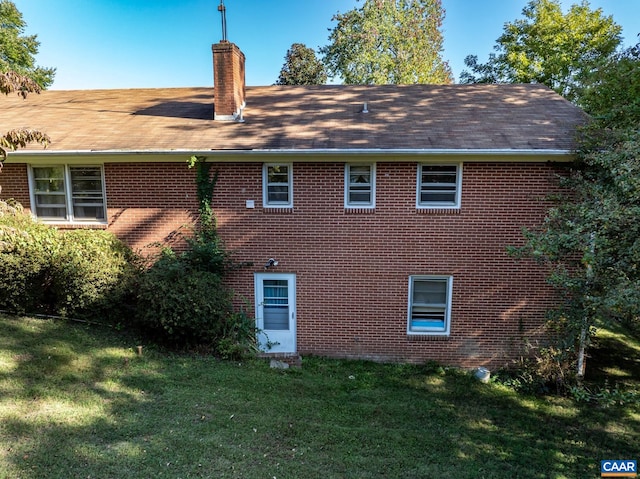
[345,163,375,208]
[30,165,106,222]
[417,164,462,208]
[408,276,452,335]
[263,164,292,207]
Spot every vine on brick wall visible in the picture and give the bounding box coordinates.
[188,155,219,241]
[135,156,259,357]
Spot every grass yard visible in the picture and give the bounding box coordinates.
[0,315,637,479]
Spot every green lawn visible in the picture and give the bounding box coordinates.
[0,315,637,479]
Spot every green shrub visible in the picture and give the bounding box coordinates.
[494,346,577,395]
[0,200,58,314]
[136,251,234,346]
[182,236,229,275]
[0,199,140,323]
[216,309,260,360]
[50,229,140,321]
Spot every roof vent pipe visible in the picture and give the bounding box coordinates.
[236,105,245,123]
[362,102,369,113]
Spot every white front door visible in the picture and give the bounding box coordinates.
[255,273,296,353]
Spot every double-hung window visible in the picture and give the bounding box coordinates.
[408,276,452,336]
[263,163,292,208]
[345,163,375,208]
[30,165,106,222]
[417,164,462,208]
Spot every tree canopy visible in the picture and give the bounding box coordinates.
[512,42,640,378]
[0,0,55,89]
[276,43,327,85]
[460,0,622,104]
[579,41,640,129]
[320,0,452,85]
[0,2,51,176]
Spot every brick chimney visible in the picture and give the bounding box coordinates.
[212,41,246,121]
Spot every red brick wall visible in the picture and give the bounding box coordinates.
[213,161,561,368]
[104,163,199,254]
[1,159,561,368]
[0,163,30,205]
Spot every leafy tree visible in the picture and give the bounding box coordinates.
[0,1,51,175]
[276,43,327,85]
[1,70,50,179]
[0,71,50,187]
[460,0,622,104]
[579,41,640,129]
[320,0,452,85]
[512,42,640,379]
[0,0,55,89]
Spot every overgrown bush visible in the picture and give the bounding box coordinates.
[0,200,57,313]
[136,249,234,346]
[0,199,139,323]
[50,228,140,321]
[494,346,577,395]
[181,235,229,275]
[217,309,260,360]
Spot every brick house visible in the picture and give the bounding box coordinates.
[0,42,586,367]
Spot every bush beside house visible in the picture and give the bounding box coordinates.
[0,198,255,357]
[0,199,137,321]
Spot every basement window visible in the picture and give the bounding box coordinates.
[29,165,106,223]
[408,276,452,336]
[417,164,462,209]
[263,163,293,208]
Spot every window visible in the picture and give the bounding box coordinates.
[408,276,452,336]
[417,164,462,208]
[345,163,375,208]
[263,163,292,207]
[262,279,289,330]
[30,165,106,222]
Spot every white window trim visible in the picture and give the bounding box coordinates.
[407,275,453,336]
[344,163,376,209]
[263,163,293,208]
[416,163,462,209]
[28,164,107,224]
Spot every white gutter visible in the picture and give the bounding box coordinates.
[8,148,574,157]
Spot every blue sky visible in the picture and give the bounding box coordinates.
[13,0,640,90]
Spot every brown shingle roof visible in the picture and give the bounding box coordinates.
[2,83,586,153]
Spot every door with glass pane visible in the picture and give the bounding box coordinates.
[255,273,296,353]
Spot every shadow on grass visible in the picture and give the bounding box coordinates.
[0,316,638,479]
[291,359,638,478]
[587,323,640,388]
